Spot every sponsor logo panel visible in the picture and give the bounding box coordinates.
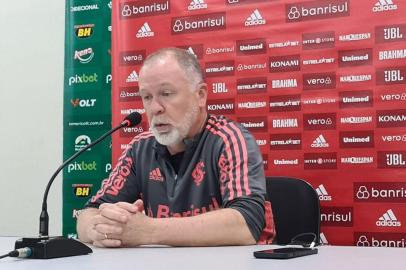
[237,116,268,132]
[338,48,373,67]
[226,0,270,5]
[188,0,208,10]
[236,97,268,114]
[119,87,140,102]
[339,130,375,148]
[340,155,374,165]
[340,74,372,83]
[378,151,406,169]
[270,116,300,129]
[74,24,94,38]
[304,152,337,169]
[286,0,350,22]
[269,94,301,112]
[171,12,226,35]
[372,0,398,13]
[303,72,336,90]
[268,39,300,49]
[119,50,146,66]
[269,54,301,73]
[120,0,169,19]
[378,49,406,61]
[205,60,235,77]
[303,113,336,130]
[236,38,266,55]
[244,9,266,27]
[177,44,204,59]
[70,4,99,13]
[380,133,406,143]
[376,209,401,227]
[205,45,235,56]
[207,99,235,114]
[262,154,268,170]
[316,184,332,201]
[354,182,406,202]
[339,90,373,108]
[355,232,406,247]
[236,77,267,94]
[321,206,353,226]
[302,31,335,50]
[376,109,406,128]
[120,122,148,137]
[236,61,267,73]
[376,67,406,85]
[270,133,302,150]
[375,24,406,43]
[72,184,93,198]
[271,78,298,89]
[339,32,371,42]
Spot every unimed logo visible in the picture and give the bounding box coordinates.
[339,90,373,108]
[304,152,337,169]
[119,50,146,66]
[72,184,93,198]
[172,12,226,34]
[321,206,352,226]
[376,66,406,85]
[207,99,234,114]
[378,151,406,169]
[375,24,406,43]
[237,116,267,132]
[303,113,336,130]
[338,48,373,67]
[303,72,336,90]
[302,31,335,50]
[269,54,301,73]
[269,95,301,112]
[205,60,234,77]
[237,77,267,94]
[339,130,374,148]
[376,109,406,128]
[286,0,350,22]
[236,38,266,55]
[120,0,169,19]
[355,233,406,247]
[270,133,302,150]
[354,182,406,202]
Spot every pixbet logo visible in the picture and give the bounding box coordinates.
[67,161,97,173]
[70,98,96,108]
[68,73,98,86]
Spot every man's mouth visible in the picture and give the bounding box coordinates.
[153,123,171,133]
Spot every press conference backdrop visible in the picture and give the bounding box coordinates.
[109,0,406,247]
[62,0,112,237]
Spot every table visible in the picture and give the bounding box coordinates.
[0,237,403,269]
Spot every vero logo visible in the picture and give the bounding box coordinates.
[376,209,401,227]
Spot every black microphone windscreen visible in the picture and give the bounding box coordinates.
[122,112,142,127]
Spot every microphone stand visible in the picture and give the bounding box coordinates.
[14,123,127,259]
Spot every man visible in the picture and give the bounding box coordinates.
[77,48,274,247]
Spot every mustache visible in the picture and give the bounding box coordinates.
[151,117,172,127]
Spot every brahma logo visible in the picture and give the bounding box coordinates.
[269,54,301,73]
[273,159,299,166]
[136,22,154,38]
[339,32,371,42]
[376,209,401,227]
[270,133,301,150]
[339,131,374,148]
[341,156,374,164]
[339,48,372,67]
[286,0,349,22]
[355,233,406,248]
[236,38,266,55]
[70,98,96,108]
[188,0,208,10]
[269,40,300,49]
[75,135,91,151]
[205,60,234,77]
[321,206,352,226]
[376,109,406,128]
[271,79,298,89]
[172,12,226,34]
[269,95,301,112]
[376,67,406,85]
[119,87,141,102]
[303,72,336,90]
[339,90,373,108]
[272,118,299,128]
[354,182,406,202]
[378,151,406,168]
[316,184,332,201]
[72,184,93,198]
[177,44,204,59]
[302,31,335,50]
[381,134,406,143]
[120,122,147,137]
[375,24,406,43]
[237,77,267,94]
[303,113,336,130]
[237,116,267,132]
[120,0,169,18]
[74,48,94,64]
[304,152,337,169]
[379,49,406,60]
[207,99,234,114]
[74,24,94,38]
[372,0,397,13]
[70,4,99,12]
[340,116,373,125]
[245,9,266,26]
[120,50,146,66]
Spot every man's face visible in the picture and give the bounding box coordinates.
[138,56,206,146]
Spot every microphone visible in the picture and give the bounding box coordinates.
[14,112,142,259]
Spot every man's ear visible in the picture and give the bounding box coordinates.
[196,83,208,107]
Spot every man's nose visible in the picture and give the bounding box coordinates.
[149,97,164,115]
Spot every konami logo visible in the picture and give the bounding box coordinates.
[378,151,406,169]
[270,133,302,150]
[269,95,301,112]
[237,77,267,94]
[119,50,146,66]
[302,31,335,50]
[205,60,235,77]
[286,0,350,22]
[172,12,226,34]
[303,72,336,90]
[376,67,406,85]
[303,113,336,130]
[338,48,373,67]
[120,122,147,137]
[376,109,406,128]
[375,24,406,43]
[269,54,301,73]
[177,44,204,59]
[120,0,169,19]
[304,152,337,169]
[339,90,373,108]
[355,232,406,248]
[119,87,141,102]
[207,99,234,114]
[237,116,267,132]
[339,130,375,148]
[321,206,352,226]
[236,38,266,55]
[354,182,406,202]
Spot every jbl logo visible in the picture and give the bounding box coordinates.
[384,27,403,40]
[386,154,406,166]
[384,70,404,82]
[212,82,228,93]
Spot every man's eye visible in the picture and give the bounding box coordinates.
[162,91,172,97]
[142,95,152,101]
